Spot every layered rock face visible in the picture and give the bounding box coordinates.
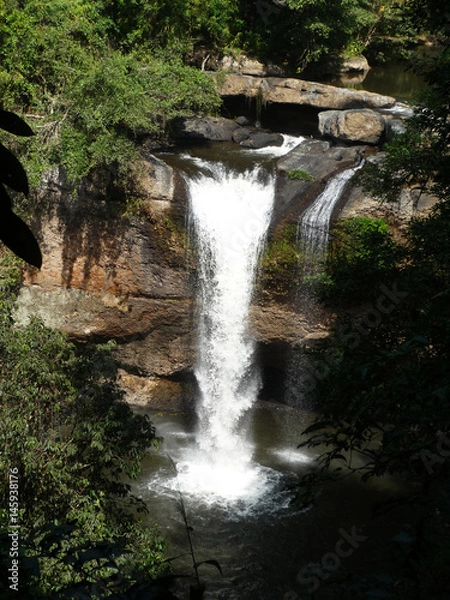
[17,146,343,407]
[14,85,418,408]
[16,158,195,406]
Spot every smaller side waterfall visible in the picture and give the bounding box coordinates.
[300,163,363,258]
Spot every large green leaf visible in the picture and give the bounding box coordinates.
[0,143,29,196]
[0,109,34,137]
[0,209,42,268]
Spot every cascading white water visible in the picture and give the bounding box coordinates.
[301,163,363,257]
[246,134,306,157]
[173,162,276,502]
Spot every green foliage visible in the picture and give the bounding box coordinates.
[103,0,243,53]
[0,1,221,186]
[0,287,166,597]
[0,0,422,191]
[0,251,23,305]
[237,0,400,74]
[300,209,450,484]
[300,2,450,491]
[319,217,402,305]
[261,223,301,297]
[363,2,420,64]
[287,168,314,181]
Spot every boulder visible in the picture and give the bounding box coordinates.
[277,139,365,181]
[220,54,285,77]
[172,116,238,142]
[232,126,283,148]
[332,56,370,86]
[235,115,250,126]
[232,126,253,144]
[215,73,396,110]
[238,131,284,149]
[337,56,370,74]
[318,109,386,145]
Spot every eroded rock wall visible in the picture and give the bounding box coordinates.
[15,132,424,408]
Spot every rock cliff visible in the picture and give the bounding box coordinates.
[14,105,421,408]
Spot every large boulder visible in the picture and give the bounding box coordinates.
[215,73,396,110]
[332,56,371,86]
[318,109,386,145]
[236,129,284,148]
[220,54,285,77]
[337,55,370,74]
[171,116,238,141]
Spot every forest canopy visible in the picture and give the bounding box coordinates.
[0,0,419,185]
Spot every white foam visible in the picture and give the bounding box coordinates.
[273,448,313,464]
[180,164,276,502]
[300,163,363,257]
[245,134,306,157]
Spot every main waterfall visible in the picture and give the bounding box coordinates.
[174,162,276,502]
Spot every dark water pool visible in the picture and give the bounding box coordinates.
[133,402,412,600]
[333,61,426,104]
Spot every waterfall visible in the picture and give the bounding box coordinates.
[175,162,275,501]
[284,164,363,408]
[300,163,363,258]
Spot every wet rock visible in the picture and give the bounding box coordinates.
[235,115,250,126]
[274,139,366,227]
[239,131,284,149]
[232,126,253,144]
[171,115,238,142]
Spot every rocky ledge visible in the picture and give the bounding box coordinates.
[13,98,423,408]
[214,73,396,110]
